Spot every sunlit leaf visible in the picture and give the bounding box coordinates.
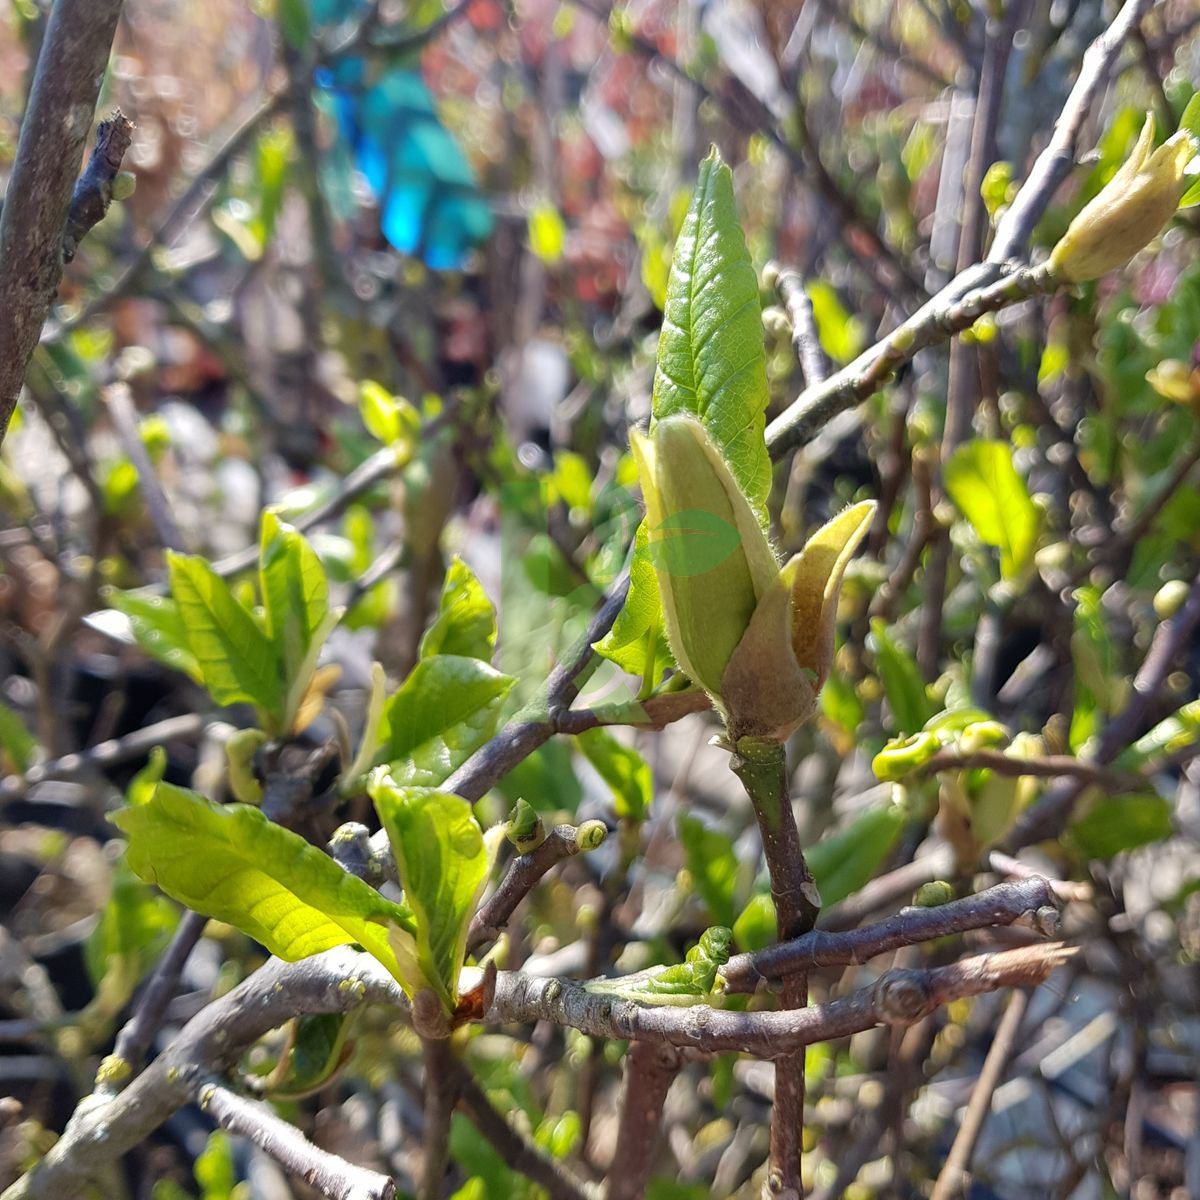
[1070,793,1172,859]
[420,556,497,662]
[944,440,1040,580]
[370,775,490,1011]
[114,783,413,981]
[576,728,652,821]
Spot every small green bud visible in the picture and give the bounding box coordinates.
[958,720,1009,753]
[575,820,608,852]
[506,798,545,852]
[912,881,956,908]
[1154,579,1190,619]
[1049,114,1197,282]
[95,1055,132,1087]
[110,171,136,201]
[872,730,940,781]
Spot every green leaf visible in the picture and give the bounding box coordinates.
[0,700,36,772]
[1070,586,1122,753]
[600,147,769,683]
[495,739,583,815]
[267,1013,354,1099]
[167,552,284,719]
[420,556,497,661]
[1116,699,1200,768]
[1070,794,1172,859]
[584,927,731,1006]
[113,783,414,981]
[576,728,653,821]
[806,280,865,365]
[593,523,673,691]
[370,776,489,1011]
[106,589,201,682]
[732,891,775,953]
[868,618,935,735]
[126,746,167,807]
[944,440,1040,580]
[807,804,906,907]
[652,147,771,521]
[259,511,330,682]
[379,656,515,787]
[678,814,738,927]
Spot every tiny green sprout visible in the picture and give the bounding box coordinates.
[506,798,545,852]
[872,730,940,781]
[337,977,367,1000]
[95,1055,131,1087]
[575,820,608,852]
[110,171,137,201]
[1154,579,1190,620]
[913,881,956,908]
[958,720,1009,753]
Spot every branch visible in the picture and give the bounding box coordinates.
[0,0,126,447]
[199,1079,395,1200]
[764,0,1153,459]
[488,944,1076,1057]
[914,748,1142,791]
[721,877,1058,995]
[606,1041,681,1200]
[452,1064,597,1200]
[1,948,402,1200]
[772,264,831,388]
[467,823,600,954]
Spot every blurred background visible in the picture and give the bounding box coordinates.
[2,0,1200,1197]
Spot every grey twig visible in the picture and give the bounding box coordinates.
[773,264,831,388]
[199,1078,396,1200]
[722,877,1058,995]
[0,0,127,446]
[488,944,1076,1058]
[467,824,597,953]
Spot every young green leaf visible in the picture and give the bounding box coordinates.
[0,700,37,773]
[419,556,497,661]
[259,510,330,683]
[868,618,935,735]
[369,774,491,1012]
[678,814,739,927]
[943,440,1040,580]
[113,783,414,983]
[806,803,906,908]
[652,147,771,521]
[576,728,653,822]
[84,854,180,995]
[584,927,732,1006]
[598,146,769,685]
[105,589,202,682]
[166,552,284,719]
[1069,793,1172,859]
[378,656,515,787]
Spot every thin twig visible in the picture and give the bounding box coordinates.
[773,264,831,388]
[452,1063,597,1200]
[0,0,127,445]
[722,876,1059,994]
[200,1078,396,1200]
[928,989,1028,1200]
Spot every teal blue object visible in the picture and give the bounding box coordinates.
[310,1,493,269]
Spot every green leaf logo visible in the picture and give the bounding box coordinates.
[647,507,743,577]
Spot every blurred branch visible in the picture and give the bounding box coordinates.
[452,1063,598,1200]
[772,263,831,388]
[914,748,1143,791]
[0,0,126,447]
[766,0,1154,459]
[722,876,1059,995]
[607,1041,681,1200]
[928,988,1028,1200]
[200,1078,396,1200]
[1007,572,1200,849]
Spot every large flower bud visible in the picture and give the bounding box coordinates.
[1049,114,1197,283]
[632,413,874,740]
